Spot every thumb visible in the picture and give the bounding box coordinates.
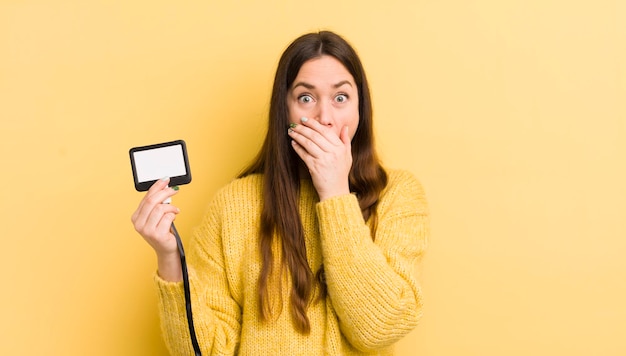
[340,125,351,145]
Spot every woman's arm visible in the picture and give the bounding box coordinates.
[154,196,242,356]
[316,170,429,352]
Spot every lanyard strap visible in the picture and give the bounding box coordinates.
[171,222,202,356]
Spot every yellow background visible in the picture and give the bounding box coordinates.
[1,1,624,355]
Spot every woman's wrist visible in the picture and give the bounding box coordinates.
[316,179,351,201]
[156,251,183,282]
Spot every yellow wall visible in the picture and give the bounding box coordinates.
[1,1,624,355]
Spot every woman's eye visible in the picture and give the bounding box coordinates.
[335,94,348,103]
[298,95,313,104]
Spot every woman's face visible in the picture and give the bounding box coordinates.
[287,55,359,139]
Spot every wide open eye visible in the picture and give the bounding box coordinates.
[334,94,348,103]
[298,94,314,104]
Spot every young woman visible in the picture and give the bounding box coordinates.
[131,30,429,355]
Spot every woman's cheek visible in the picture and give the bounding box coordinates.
[288,104,308,123]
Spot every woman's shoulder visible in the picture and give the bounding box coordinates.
[381,168,428,214]
[213,173,264,201]
[385,168,425,191]
[201,174,264,220]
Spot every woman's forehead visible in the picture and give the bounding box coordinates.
[292,56,355,88]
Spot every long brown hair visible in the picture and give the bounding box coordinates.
[239,31,388,333]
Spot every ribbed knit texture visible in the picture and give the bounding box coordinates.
[154,169,429,355]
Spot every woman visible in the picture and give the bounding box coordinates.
[131,30,429,355]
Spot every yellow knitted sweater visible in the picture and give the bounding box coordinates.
[155,169,429,355]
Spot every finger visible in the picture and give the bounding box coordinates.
[144,202,180,230]
[137,203,180,239]
[156,212,177,236]
[140,211,178,253]
[340,126,353,165]
[133,178,170,221]
[132,185,179,229]
[298,117,343,146]
[133,187,177,227]
[134,191,179,231]
[288,128,325,158]
[290,139,312,164]
[339,125,351,146]
[288,119,342,156]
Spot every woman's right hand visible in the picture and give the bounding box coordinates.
[131,177,183,281]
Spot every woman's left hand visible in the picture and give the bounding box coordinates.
[288,117,352,201]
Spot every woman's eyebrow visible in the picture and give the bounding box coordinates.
[292,80,354,90]
[333,80,353,88]
[292,81,315,90]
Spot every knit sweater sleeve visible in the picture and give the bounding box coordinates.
[316,170,429,352]
[154,192,242,356]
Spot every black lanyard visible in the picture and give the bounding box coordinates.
[171,222,202,356]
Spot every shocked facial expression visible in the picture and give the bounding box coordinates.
[287,55,359,139]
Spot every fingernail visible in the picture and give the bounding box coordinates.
[289,123,297,128]
[171,186,179,191]
[300,117,308,123]
[160,176,169,181]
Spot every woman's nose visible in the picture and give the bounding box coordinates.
[315,101,333,127]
